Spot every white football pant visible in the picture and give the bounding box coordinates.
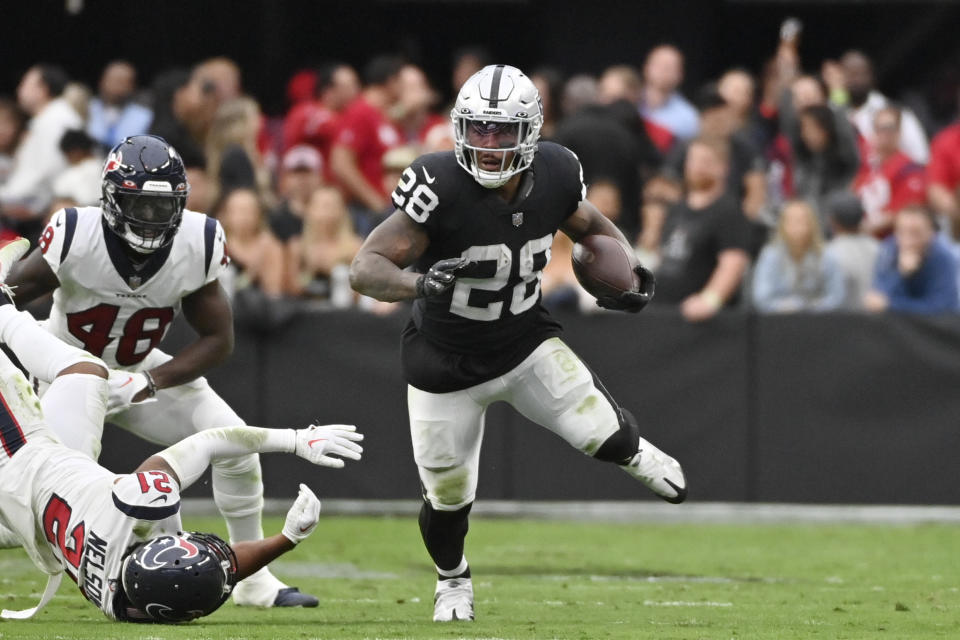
[409,337,621,511]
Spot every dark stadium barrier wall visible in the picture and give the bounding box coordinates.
[98,309,960,505]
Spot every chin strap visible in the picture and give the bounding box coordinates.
[1,571,63,619]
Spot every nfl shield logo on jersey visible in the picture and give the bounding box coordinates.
[512,211,524,227]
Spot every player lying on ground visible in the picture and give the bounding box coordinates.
[0,242,363,622]
[3,134,312,607]
[351,64,686,622]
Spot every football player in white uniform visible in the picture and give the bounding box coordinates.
[5,135,312,607]
[0,238,364,622]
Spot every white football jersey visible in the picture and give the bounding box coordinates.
[0,436,182,620]
[38,206,229,371]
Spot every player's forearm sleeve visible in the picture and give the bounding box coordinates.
[157,426,297,489]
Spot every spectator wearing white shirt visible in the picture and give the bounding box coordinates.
[840,50,929,165]
[51,129,103,209]
[0,65,82,236]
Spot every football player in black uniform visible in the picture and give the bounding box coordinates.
[350,64,686,622]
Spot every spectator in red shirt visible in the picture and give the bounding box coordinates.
[854,105,926,238]
[283,62,360,182]
[330,55,404,221]
[927,91,960,238]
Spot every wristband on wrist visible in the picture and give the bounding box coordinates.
[700,289,723,310]
[142,370,158,397]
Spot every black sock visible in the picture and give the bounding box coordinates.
[419,500,472,574]
[594,407,641,465]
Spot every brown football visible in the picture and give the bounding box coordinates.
[571,235,640,298]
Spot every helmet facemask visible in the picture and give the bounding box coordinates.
[102,183,187,254]
[453,115,541,188]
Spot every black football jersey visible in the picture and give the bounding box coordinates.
[393,141,586,392]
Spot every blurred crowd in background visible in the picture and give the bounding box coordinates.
[3,21,960,324]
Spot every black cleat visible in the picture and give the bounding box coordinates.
[273,587,319,607]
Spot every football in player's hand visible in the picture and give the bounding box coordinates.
[572,235,641,298]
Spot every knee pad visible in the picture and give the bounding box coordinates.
[420,465,476,511]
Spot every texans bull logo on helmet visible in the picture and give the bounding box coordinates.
[136,534,201,570]
[102,150,123,177]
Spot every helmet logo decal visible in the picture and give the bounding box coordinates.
[139,535,200,570]
[103,151,122,176]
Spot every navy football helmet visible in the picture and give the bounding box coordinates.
[101,135,189,253]
[121,532,237,622]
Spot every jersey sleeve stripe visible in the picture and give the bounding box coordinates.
[60,208,78,264]
[203,216,217,277]
[0,390,27,457]
[111,493,180,521]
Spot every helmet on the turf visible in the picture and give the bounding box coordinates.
[101,135,189,253]
[121,531,237,622]
[451,64,543,189]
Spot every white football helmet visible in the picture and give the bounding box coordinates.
[451,64,543,188]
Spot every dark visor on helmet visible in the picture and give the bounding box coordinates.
[115,192,180,222]
[467,120,519,144]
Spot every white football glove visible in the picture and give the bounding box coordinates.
[106,370,156,415]
[281,483,321,544]
[293,424,363,468]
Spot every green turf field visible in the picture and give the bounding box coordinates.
[1,515,957,639]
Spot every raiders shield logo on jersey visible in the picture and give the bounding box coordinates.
[512,211,524,227]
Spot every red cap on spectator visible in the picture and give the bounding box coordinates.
[287,69,317,105]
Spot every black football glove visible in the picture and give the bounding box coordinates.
[415,257,470,298]
[596,265,655,313]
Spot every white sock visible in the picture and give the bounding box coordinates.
[0,307,103,382]
[437,556,469,579]
[41,374,108,460]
